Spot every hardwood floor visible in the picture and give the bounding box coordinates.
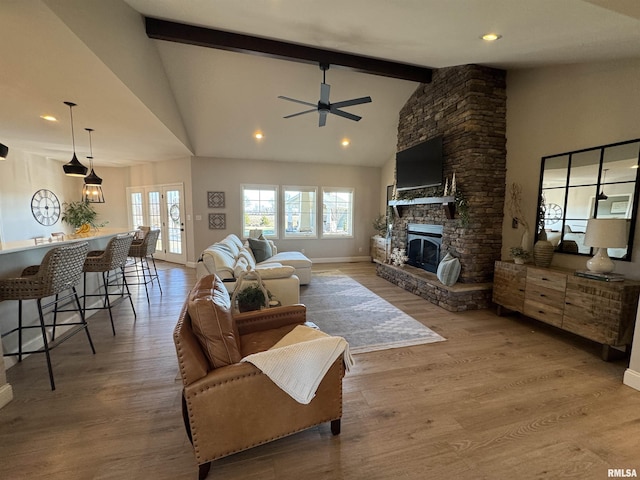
[1,261,640,479]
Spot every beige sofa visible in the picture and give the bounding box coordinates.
[196,234,312,306]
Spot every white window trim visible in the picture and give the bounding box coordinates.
[241,184,279,239]
[283,185,318,239]
[321,187,355,239]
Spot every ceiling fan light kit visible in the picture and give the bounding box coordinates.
[278,63,372,127]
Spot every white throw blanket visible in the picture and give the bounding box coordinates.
[241,325,354,404]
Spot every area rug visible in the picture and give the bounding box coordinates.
[300,270,446,354]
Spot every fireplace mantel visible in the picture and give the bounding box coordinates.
[388,196,455,219]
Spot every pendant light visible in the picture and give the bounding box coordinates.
[597,168,609,201]
[82,128,105,203]
[62,101,88,177]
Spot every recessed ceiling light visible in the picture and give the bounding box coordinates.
[341,139,350,147]
[254,132,264,140]
[40,115,58,122]
[481,33,502,41]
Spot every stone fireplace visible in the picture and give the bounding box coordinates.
[376,64,507,311]
[406,224,442,273]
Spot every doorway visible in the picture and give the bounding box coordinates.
[126,183,186,264]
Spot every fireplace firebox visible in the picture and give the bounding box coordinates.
[406,224,443,273]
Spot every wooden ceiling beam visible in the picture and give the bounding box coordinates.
[145,17,432,83]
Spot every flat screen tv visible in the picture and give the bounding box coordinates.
[395,136,443,191]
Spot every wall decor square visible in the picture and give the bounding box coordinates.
[209,213,226,230]
[207,191,225,208]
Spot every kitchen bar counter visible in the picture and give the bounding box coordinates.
[0,228,134,255]
[0,228,135,404]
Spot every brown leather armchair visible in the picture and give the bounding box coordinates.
[174,275,344,479]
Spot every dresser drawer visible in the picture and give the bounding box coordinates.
[525,268,567,293]
[524,268,566,327]
[524,298,564,327]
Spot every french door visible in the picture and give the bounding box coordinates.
[126,183,186,264]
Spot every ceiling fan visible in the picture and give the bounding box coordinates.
[278,63,372,127]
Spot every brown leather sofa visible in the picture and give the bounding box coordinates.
[174,274,345,479]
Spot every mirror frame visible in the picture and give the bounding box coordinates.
[536,138,640,261]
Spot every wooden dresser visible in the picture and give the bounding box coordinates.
[370,235,390,263]
[493,261,640,360]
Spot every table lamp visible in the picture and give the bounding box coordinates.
[584,218,627,273]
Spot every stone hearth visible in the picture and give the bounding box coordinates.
[376,262,492,312]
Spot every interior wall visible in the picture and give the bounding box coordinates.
[505,58,640,279]
[380,155,395,215]
[506,58,640,388]
[0,149,130,241]
[190,156,381,262]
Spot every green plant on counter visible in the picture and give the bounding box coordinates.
[509,246,530,261]
[61,199,106,230]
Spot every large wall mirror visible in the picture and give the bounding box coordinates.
[537,138,640,260]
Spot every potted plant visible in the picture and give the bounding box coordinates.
[236,284,267,312]
[61,199,106,234]
[510,246,530,265]
[372,214,388,237]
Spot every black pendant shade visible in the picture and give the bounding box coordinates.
[597,168,609,201]
[62,101,88,177]
[82,128,105,203]
[0,143,8,160]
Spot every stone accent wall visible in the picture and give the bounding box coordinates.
[392,64,507,284]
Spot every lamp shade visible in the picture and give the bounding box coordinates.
[584,218,627,248]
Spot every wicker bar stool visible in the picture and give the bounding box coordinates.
[81,233,136,335]
[126,228,162,302]
[0,242,95,390]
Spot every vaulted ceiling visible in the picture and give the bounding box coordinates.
[2,0,640,168]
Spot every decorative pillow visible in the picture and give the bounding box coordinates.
[187,275,242,369]
[238,249,257,269]
[247,236,273,263]
[233,257,250,278]
[436,252,461,286]
[255,264,295,279]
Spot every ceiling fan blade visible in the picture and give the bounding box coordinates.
[329,108,362,122]
[283,108,316,119]
[330,96,372,109]
[319,110,328,127]
[320,83,330,105]
[278,96,317,108]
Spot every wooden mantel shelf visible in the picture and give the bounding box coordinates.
[388,196,456,219]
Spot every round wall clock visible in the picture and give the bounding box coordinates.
[31,189,61,226]
[544,203,563,225]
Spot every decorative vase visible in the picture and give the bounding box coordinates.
[533,239,554,267]
[520,229,530,250]
[514,257,526,265]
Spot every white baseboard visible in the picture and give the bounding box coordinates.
[0,383,14,409]
[311,256,372,264]
[185,261,197,269]
[623,368,640,392]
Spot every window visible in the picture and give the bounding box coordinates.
[322,188,354,237]
[242,185,278,238]
[284,187,317,238]
[130,192,144,229]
